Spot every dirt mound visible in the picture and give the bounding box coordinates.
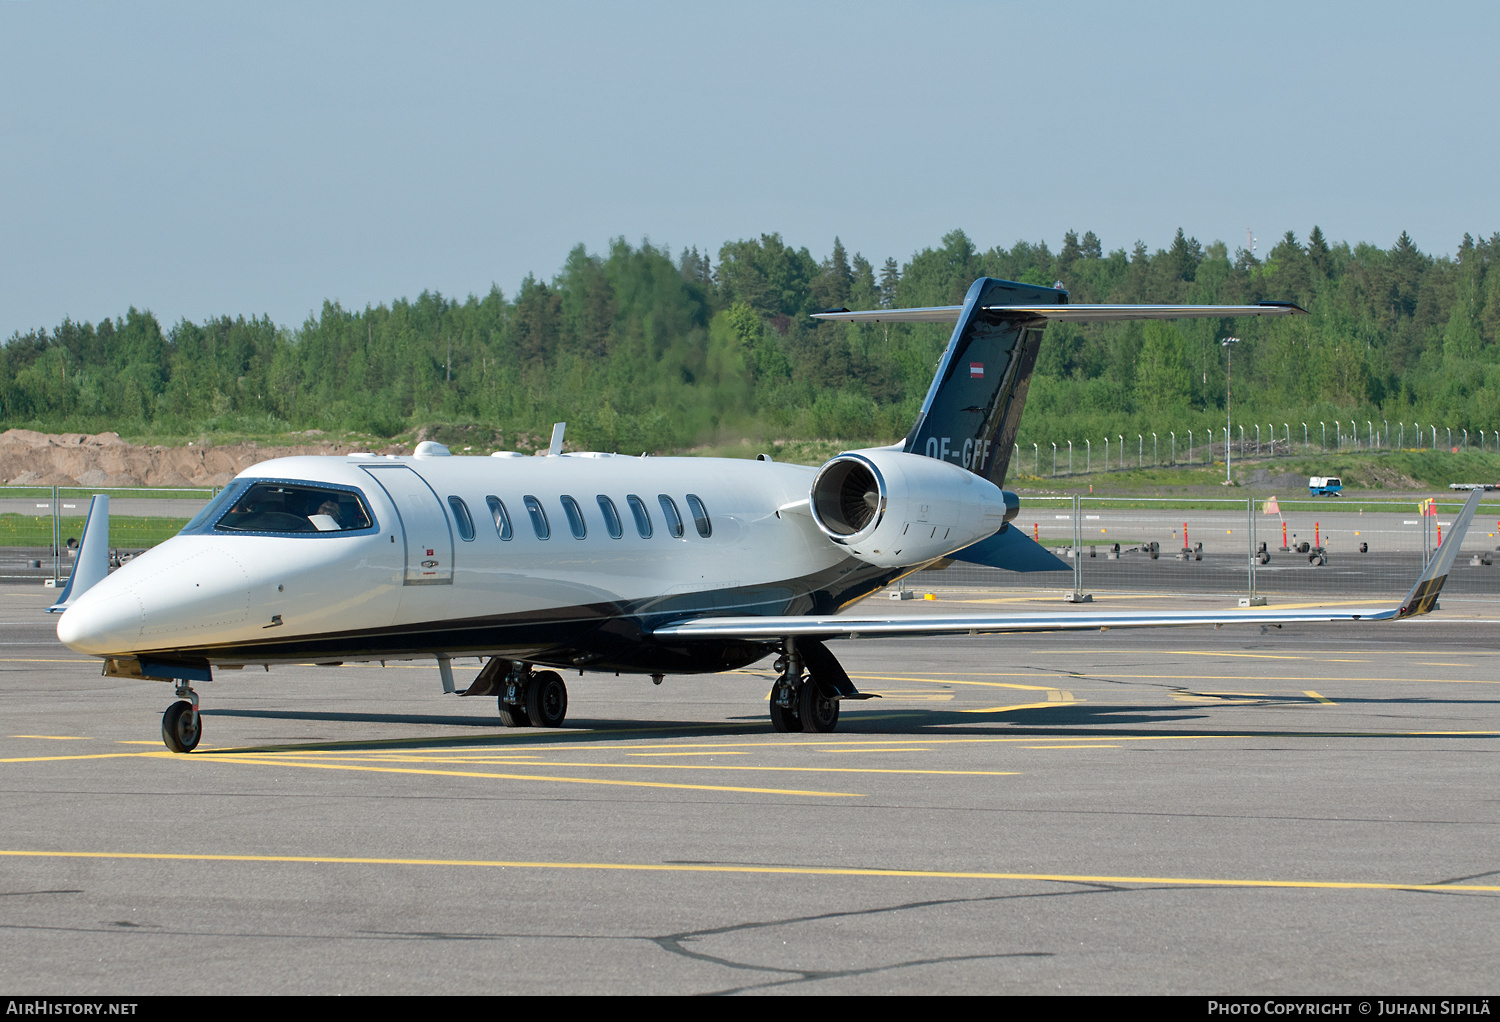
[0,430,407,487]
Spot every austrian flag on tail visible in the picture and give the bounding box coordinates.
[969,362,983,378]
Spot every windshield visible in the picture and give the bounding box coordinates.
[213,482,374,534]
[178,482,246,535]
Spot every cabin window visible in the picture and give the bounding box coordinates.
[685,493,712,538]
[597,495,623,539]
[560,495,587,539]
[658,494,684,538]
[486,496,512,540]
[447,496,475,541]
[214,482,374,535]
[626,494,652,538]
[523,495,550,540]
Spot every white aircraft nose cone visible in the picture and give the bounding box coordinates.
[56,590,145,655]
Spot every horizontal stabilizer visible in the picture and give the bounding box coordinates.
[812,302,1308,325]
[949,525,1069,572]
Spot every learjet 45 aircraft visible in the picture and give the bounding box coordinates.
[51,278,1483,752]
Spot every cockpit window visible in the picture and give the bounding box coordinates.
[213,482,374,535]
[179,482,244,534]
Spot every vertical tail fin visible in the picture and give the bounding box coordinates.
[903,277,1066,485]
[47,495,109,613]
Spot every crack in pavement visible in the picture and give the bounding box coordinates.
[645,887,1107,993]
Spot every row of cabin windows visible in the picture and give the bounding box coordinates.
[445,493,712,543]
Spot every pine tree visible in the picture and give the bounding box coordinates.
[878,257,900,308]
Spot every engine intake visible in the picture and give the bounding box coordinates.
[810,457,886,536]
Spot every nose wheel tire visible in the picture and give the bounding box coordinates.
[162,700,201,753]
[525,670,569,728]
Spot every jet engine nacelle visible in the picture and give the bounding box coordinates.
[808,449,1013,567]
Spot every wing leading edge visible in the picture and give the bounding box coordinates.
[652,489,1483,642]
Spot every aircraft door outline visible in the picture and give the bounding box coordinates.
[361,466,455,585]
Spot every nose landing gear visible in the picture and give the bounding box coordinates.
[161,682,201,753]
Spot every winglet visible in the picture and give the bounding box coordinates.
[47,494,109,614]
[1395,487,1483,618]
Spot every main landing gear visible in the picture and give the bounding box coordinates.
[161,681,201,753]
[493,661,569,729]
[768,638,874,734]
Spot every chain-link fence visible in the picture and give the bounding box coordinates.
[922,494,1500,602]
[0,485,215,581]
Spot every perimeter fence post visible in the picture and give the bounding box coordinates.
[1065,494,1091,603]
[1248,498,1256,601]
[51,484,59,587]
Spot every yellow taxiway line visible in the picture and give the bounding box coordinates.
[0,848,1495,893]
[184,752,864,798]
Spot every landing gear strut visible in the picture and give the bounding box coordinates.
[161,681,201,753]
[497,663,569,729]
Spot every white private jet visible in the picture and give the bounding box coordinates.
[51,277,1482,752]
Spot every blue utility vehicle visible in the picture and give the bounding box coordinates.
[1308,475,1342,496]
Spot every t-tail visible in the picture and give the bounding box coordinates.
[901,277,1064,486]
[811,279,1309,487]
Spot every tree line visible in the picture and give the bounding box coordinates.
[3,226,1497,463]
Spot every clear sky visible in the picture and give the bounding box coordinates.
[2,0,1496,339]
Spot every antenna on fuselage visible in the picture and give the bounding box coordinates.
[546,422,566,457]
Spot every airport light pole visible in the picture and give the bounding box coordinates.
[1285,423,1290,457]
[1321,421,1325,452]
[1086,439,1091,473]
[1052,442,1057,476]
[1170,431,1175,466]
[1068,440,1073,474]
[1138,434,1143,468]
[1302,422,1308,451]
[1152,432,1157,467]
[1118,435,1124,472]
[1222,337,1238,484]
[1033,443,1039,475]
[1368,421,1374,451]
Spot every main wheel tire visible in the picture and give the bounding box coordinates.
[768,686,800,733]
[796,683,839,733]
[161,700,201,753]
[525,671,568,728]
[498,698,530,727]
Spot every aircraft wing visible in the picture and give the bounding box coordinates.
[810,302,1307,324]
[652,488,1482,642]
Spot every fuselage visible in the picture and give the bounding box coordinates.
[56,451,906,674]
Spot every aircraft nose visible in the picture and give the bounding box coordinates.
[56,590,144,655]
